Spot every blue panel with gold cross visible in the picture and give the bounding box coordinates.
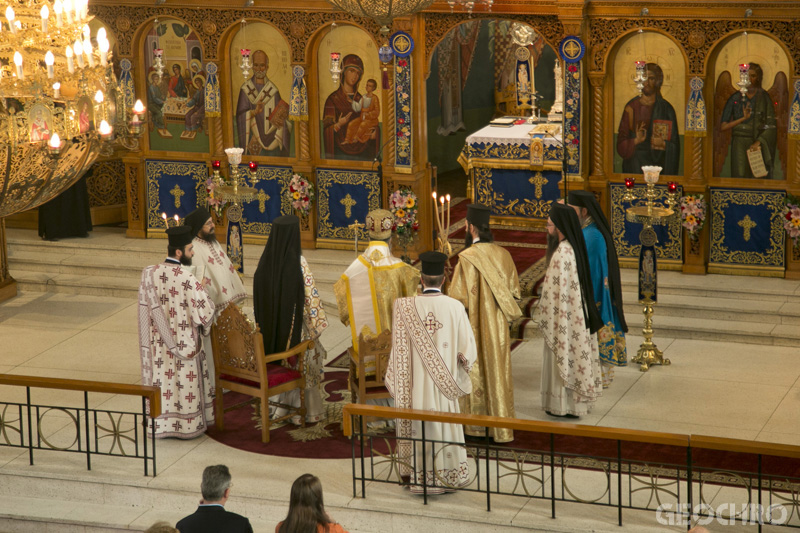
[145,159,208,236]
[473,168,560,219]
[709,188,785,271]
[240,165,293,238]
[609,183,683,262]
[316,168,381,242]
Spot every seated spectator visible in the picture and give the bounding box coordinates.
[177,465,253,533]
[276,474,347,533]
[146,522,179,533]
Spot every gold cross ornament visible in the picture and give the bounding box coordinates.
[347,219,365,257]
[528,171,549,199]
[257,189,270,213]
[738,214,757,242]
[170,184,185,208]
[340,193,357,218]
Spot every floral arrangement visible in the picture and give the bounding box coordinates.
[206,178,227,219]
[389,186,419,263]
[288,173,314,218]
[783,193,800,247]
[679,194,707,240]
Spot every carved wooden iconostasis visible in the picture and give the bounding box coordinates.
[45,0,799,278]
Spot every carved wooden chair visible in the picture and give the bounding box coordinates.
[210,304,310,444]
[349,329,392,431]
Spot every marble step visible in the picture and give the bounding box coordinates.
[620,291,800,325]
[518,309,800,346]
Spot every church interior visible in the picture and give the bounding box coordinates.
[2,0,800,531]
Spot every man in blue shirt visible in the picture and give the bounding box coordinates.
[568,191,628,387]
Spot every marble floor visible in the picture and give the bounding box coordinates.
[0,286,799,532]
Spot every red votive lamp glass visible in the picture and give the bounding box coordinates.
[212,160,221,171]
[667,181,677,193]
[249,161,258,172]
[625,177,635,189]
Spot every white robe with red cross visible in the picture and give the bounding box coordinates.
[138,261,217,439]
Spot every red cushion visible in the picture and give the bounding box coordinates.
[219,366,302,389]
[266,364,302,388]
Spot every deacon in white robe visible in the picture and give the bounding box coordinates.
[138,226,217,438]
[386,252,477,494]
[184,207,246,385]
[535,204,604,418]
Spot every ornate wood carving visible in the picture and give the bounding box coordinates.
[91,6,381,62]
[589,75,605,179]
[423,13,564,70]
[298,120,311,162]
[690,136,704,181]
[388,68,396,167]
[87,160,126,207]
[126,163,140,222]
[588,18,800,75]
[211,116,224,156]
[795,144,800,185]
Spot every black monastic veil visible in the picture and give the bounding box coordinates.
[253,214,304,355]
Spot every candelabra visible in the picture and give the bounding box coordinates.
[209,148,260,224]
[622,166,679,371]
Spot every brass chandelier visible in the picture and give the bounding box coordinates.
[0,0,145,298]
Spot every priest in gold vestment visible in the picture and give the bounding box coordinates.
[449,204,521,442]
[334,208,421,357]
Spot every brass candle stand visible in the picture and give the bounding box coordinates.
[210,148,260,224]
[622,166,679,372]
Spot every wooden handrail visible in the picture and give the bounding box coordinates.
[342,404,689,447]
[0,374,162,418]
[343,405,800,461]
[690,435,800,459]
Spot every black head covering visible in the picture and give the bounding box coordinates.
[568,191,627,331]
[253,215,304,355]
[466,203,491,229]
[420,251,447,276]
[184,206,211,237]
[166,226,193,248]
[549,203,604,334]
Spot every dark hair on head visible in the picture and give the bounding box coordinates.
[167,244,189,258]
[646,62,664,87]
[278,474,332,533]
[748,62,763,84]
[421,273,445,289]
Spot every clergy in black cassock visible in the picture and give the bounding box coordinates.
[38,175,93,241]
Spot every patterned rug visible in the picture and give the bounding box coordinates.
[205,371,393,458]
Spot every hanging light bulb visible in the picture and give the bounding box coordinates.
[45,51,55,79]
[40,5,49,33]
[13,52,23,80]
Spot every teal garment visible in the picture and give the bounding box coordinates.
[583,222,627,366]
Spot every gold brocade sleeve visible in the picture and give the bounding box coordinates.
[333,276,350,326]
[458,245,521,323]
[372,264,421,334]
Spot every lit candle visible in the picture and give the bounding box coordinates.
[625,177,635,189]
[133,99,145,115]
[248,161,258,172]
[45,51,54,78]
[6,7,15,34]
[212,160,221,171]
[53,0,63,28]
[667,181,677,193]
[162,212,169,228]
[445,194,451,236]
[241,48,250,58]
[84,39,94,67]
[40,4,49,33]
[80,0,88,20]
[13,51,23,80]
[98,36,109,67]
[63,0,72,24]
[52,82,61,98]
[82,24,90,41]
[74,41,84,68]
[94,90,103,104]
[66,46,74,74]
[96,27,107,42]
[174,214,180,225]
[98,119,112,139]
[432,192,444,237]
[48,133,62,155]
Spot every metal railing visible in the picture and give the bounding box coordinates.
[0,375,161,476]
[343,404,800,531]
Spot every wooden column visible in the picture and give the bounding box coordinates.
[588,74,606,181]
[124,156,146,238]
[0,218,17,303]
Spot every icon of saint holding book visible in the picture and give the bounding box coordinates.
[616,63,680,176]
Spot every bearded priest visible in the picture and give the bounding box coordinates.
[536,203,604,418]
[138,226,217,438]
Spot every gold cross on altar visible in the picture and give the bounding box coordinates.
[563,40,581,60]
[340,193,357,218]
[529,172,549,199]
[256,189,270,213]
[170,184,185,208]
[738,214,757,242]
